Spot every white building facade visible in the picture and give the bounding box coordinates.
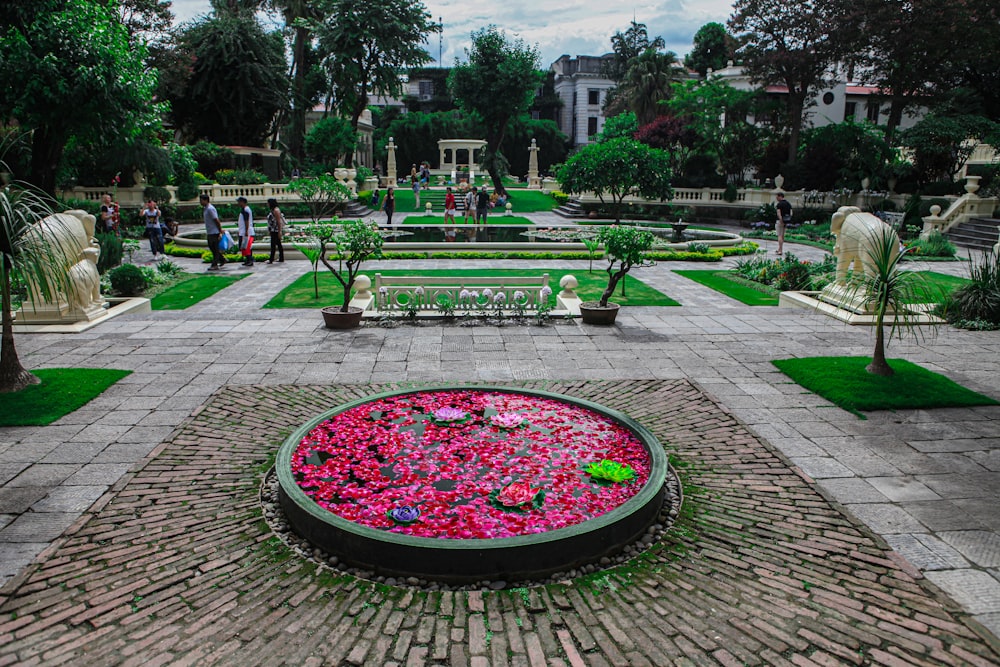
[550,55,617,147]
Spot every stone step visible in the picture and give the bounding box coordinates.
[947,217,999,249]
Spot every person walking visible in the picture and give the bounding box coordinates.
[142,199,164,259]
[775,192,792,255]
[383,187,396,226]
[476,186,490,225]
[412,176,421,210]
[100,193,118,234]
[443,187,456,225]
[237,196,255,267]
[266,197,285,264]
[463,187,476,223]
[200,194,226,270]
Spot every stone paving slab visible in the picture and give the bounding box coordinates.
[1,379,998,666]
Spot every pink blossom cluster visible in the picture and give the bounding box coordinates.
[290,390,651,539]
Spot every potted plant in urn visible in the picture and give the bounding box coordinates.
[580,225,655,325]
[315,218,383,329]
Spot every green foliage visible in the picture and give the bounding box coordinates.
[797,122,894,191]
[313,0,439,167]
[733,252,837,291]
[551,191,570,205]
[150,273,247,310]
[215,169,268,185]
[558,138,673,223]
[585,459,636,483]
[685,23,735,77]
[142,185,171,206]
[448,26,542,192]
[95,232,123,274]
[904,230,957,258]
[597,113,638,142]
[379,110,478,174]
[937,251,1000,327]
[617,48,685,126]
[595,225,656,306]
[305,116,358,171]
[189,142,235,177]
[900,113,1000,183]
[602,21,666,84]
[168,14,287,145]
[0,0,160,193]
[287,175,352,223]
[108,263,147,296]
[314,219,384,312]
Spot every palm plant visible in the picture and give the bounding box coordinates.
[844,225,933,376]
[0,173,70,392]
[621,49,683,126]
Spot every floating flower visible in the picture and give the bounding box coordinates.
[490,412,525,429]
[495,481,542,509]
[585,459,636,483]
[432,406,467,422]
[387,505,420,524]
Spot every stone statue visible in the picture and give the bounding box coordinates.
[829,206,901,283]
[18,209,107,323]
[527,138,541,189]
[818,206,902,313]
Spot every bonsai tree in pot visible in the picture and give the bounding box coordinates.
[580,225,655,324]
[314,218,383,328]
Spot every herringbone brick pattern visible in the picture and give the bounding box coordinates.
[0,380,996,666]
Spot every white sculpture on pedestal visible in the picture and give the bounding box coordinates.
[818,206,902,313]
[527,138,541,189]
[18,210,107,323]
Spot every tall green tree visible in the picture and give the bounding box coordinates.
[449,26,542,195]
[305,117,358,172]
[557,138,674,223]
[617,49,685,126]
[0,0,159,194]
[272,0,324,164]
[602,21,665,84]
[313,0,439,168]
[168,13,287,146]
[684,22,735,77]
[729,0,856,164]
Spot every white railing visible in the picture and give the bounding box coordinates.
[374,274,551,313]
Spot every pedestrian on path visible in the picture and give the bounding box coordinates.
[383,187,396,226]
[463,187,476,223]
[201,194,226,270]
[237,196,254,267]
[476,187,490,225]
[142,199,164,259]
[444,187,456,225]
[775,192,792,255]
[266,197,285,264]
[412,177,421,210]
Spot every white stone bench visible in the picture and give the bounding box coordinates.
[372,273,552,314]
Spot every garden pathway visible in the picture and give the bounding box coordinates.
[0,219,998,664]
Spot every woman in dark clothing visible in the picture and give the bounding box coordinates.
[383,187,396,225]
[266,198,285,263]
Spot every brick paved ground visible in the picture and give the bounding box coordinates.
[1,379,997,666]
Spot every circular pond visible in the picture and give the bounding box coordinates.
[276,386,669,582]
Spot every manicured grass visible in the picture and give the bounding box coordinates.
[0,368,132,426]
[389,188,558,212]
[150,273,248,310]
[263,268,680,309]
[674,270,780,306]
[910,271,970,300]
[773,356,998,419]
[399,215,534,226]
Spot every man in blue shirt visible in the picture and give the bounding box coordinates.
[201,194,226,270]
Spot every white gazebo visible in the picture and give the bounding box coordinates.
[437,139,488,172]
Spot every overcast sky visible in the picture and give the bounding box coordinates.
[168,0,736,68]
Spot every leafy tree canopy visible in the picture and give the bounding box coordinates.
[449,26,542,194]
[557,138,673,223]
[305,117,359,171]
[684,22,735,77]
[602,21,665,84]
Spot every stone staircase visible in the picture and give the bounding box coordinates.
[554,199,584,218]
[947,217,1000,250]
[342,200,374,218]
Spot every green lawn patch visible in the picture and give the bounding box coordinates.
[264,268,679,309]
[150,273,248,310]
[674,270,780,306]
[909,271,970,300]
[0,368,132,426]
[773,356,998,419]
[399,215,534,226]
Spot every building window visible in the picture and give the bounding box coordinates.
[844,102,856,121]
[822,92,835,105]
[588,89,600,105]
[587,116,599,137]
[866,102,880,122]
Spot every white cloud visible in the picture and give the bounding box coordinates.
[170,0,736,68]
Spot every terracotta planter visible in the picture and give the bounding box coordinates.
[321,306,364,329]
[579,301,620,325]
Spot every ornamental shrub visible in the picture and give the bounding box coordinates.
[95,232,123,274]
[108,263,147,296]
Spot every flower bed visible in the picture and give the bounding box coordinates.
[288,389,651,539]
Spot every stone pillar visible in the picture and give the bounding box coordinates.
[527,138,541,189]
[384,137,397,187]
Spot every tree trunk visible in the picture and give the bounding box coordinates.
[785,92,806,165]
[288,24,310,166]
[866,311,894,376]
[29,127,64,196]
[884,95,905,144]
[0,258,38,393]
[600,267,627,307]
[485,127,509,196]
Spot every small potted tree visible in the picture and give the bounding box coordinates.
[315,219,383,329]
[580,225,655,325]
